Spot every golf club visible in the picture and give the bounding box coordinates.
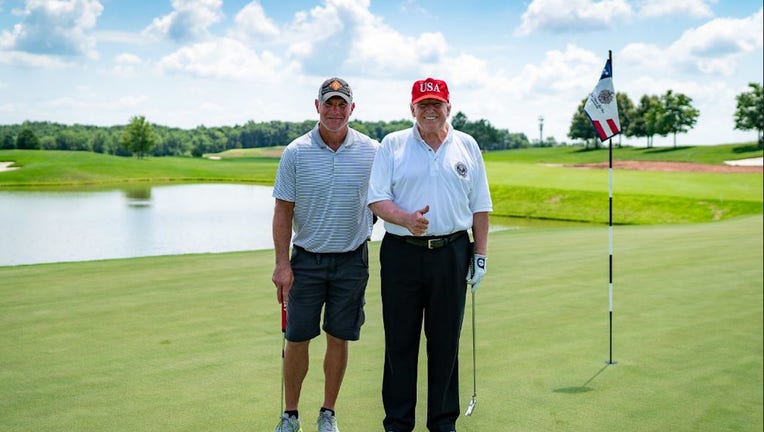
[280,302,286,418]
[465,288,477,416]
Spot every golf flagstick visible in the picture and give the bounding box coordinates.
[465,288,477,416]
[280,302,286,417]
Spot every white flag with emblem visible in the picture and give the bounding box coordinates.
[584,59,621,141]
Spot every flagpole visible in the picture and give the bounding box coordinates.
[606,49,617,365]
[584,50,620,366]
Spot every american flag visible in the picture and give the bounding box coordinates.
[584,59,621,141]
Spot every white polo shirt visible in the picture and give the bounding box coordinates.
[273,124,379,253]
[367,123,493,237]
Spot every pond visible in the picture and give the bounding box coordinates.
[0,184,388,266]
[0,183,593,266]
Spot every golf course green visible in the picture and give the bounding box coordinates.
[1,144,762,431]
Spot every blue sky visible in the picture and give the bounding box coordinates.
[1,0,762,146]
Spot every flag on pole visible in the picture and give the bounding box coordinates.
[584,59,621,141]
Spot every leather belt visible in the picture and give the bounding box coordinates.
[293,240,367,256]
[392,231,466,250]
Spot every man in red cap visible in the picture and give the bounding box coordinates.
[367,78,493,432]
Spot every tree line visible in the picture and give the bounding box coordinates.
[0,112,532,158]
[2,83,760,156]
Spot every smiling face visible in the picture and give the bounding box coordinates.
[411,98,451,134]
[316,96,354,132]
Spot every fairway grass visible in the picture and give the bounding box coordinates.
[1,215,762,431]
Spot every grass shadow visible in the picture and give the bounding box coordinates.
[639,146,691,154]
[732,144,763,154]
[552,364,611,394]
[572,147,607,153]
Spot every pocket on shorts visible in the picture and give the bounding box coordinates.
[359,241,369,267]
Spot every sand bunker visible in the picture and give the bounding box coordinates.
[0,162,19,172]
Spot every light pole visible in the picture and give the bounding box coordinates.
[538,115,544,144]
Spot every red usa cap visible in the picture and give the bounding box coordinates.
[411,77,449,104]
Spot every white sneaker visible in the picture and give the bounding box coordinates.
[274,413,302,432]
[316,410,339,432]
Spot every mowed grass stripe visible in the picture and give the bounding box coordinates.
[486,161,762,202]
[491,184,762,224]
[1,215,761,431]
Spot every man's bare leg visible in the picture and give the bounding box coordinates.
[284,340,310,411]
[322,333,348,410]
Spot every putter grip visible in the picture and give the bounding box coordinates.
[281,303,287,333]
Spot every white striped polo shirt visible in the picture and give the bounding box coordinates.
[273,124,380,253]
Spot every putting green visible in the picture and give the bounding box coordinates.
[1,215,761,431]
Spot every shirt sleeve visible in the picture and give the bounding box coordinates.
[469,140,493,213]
[272,146,296,202]
[367,142,393,205]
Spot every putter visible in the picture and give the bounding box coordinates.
[280,302,287,418]
[465,289,477,416]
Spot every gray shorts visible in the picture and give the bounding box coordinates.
[285,242,369,342]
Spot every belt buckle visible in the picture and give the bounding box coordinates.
[427,239,435,249]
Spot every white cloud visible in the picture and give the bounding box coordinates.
[229,1,280,42]
[674,8,763,71]
[515,0,633,36]
[155,37,289,80]
[281,0,352,73]
[637,0,715,18]
[622,8,763,76]
[278,0,452,78]
[43,93,147,112]
[96,30,153,46]
[0,0,103,58]
[199,101,224,113]
[115,53,141,64]
[346,29,449,77]
[144,0,223,42]
[438,53,488,88]
[0,50,72,67]
[111,52,142,77]
[115,95,148,109]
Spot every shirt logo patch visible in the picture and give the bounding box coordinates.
[455,162,468,177]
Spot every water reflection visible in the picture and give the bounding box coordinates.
[123,185,152,208]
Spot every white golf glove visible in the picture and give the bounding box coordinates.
[466,254,487,293]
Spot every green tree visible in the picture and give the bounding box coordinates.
[450,111,505,150]
[56,129,91,151]
[568,98,598,148]
[615,92,635,147]
[40,136,57,150]
[119,115,157,158]
[91,131,111,154]
[632,95,662,148]
[1,134,14,150]
[16,128,40,150]
[451,111,468,129]
[348,121,371,137]
[733,82,763,147]
[660,90,699,147]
